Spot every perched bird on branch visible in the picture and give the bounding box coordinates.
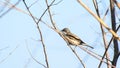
[61,28,93,49]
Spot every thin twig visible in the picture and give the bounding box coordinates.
[52,0,63,5]
[78,46,116,68]
[24,58,31,68]
[25,41,47,68]
[22,0,36,22]
[0,46,9,51]
[45,0,57,29]
[68,45,86,68]
[28,0,38,8]
[0,45,19,63]
[0,0,10,13]
[37,0,56,24]
[0,0,21,17]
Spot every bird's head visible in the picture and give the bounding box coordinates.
[62,28,71,33]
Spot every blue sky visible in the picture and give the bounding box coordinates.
[0,0,120,68]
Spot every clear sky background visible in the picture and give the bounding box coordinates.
[0,0,120,68]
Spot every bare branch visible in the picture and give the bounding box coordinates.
[0,46,9,51]
[28,0,39,8]
[113,0,120,9]
[0,45,19,63]
[110,0,119,67]
[37,0,56,24]
[52,0,63,5]
[77,0,120,41]
[25,41,47,68]
[92,0,111,67]
[69,46,86,68]
[78,46,116,68]
[23,0,49,68]
[0,0,21,17]
[45,0,57,29]
[98,25,120,68]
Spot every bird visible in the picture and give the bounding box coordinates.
[61,28,93,49]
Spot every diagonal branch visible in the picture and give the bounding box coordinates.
[77,0,120,41]
[92,0,111,67]
[110,0,119,67]
[45,0,57,29]
[23,0,49,68]
[0,0,21,17]
[113,0,120,9]
[98,24,120,68]
[25,41,47,68]
[37,0,56,24]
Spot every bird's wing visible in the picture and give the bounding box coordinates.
[66,32,80,40]
[66,32,86,44]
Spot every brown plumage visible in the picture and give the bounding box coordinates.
[61,28,93,49]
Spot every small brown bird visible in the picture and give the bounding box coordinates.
[61,28,93,49]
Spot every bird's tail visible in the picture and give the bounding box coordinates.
[81,44,94,49]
